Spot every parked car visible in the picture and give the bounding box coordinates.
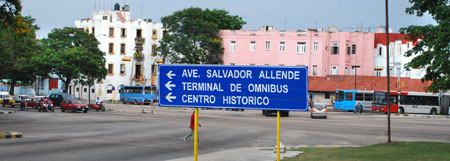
[3,96,21,107]
[49,93,75,107]
[0,91,9,105]
[24,97,40,108]
[311,104,327,119]
[61,99,88,113]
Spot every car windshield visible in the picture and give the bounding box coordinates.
[72,100,83,104]
[313,105,324,110]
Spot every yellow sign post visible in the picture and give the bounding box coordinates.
[277,110,281,161]
[194,108,199,161]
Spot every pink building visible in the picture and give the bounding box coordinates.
[218,27,375,77]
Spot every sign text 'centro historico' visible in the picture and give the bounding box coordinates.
[158,65,308,111]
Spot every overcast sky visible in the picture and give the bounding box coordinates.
[21,0,435,38]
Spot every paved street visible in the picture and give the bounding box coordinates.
[1,104,449,161]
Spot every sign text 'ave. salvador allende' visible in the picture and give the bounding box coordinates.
[158,65,308,111]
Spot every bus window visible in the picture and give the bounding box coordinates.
[345,93,353,101]
[364,94,373,101]
[355,93,364,101]
[336,91,344,101]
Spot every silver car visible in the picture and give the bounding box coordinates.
[311,104,327,119]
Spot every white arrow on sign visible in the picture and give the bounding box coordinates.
[166,92,176,102]
[165,81,176,90]
[166,70,176,79]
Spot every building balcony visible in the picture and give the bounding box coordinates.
[135,37,145,45]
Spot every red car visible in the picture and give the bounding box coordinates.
[61,99,88,113]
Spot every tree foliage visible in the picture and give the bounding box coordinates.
[400,0,450,93]
[159,7,246,64]
[0,0,41,94]
[39,27,107,93]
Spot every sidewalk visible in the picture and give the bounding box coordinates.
[168,147,301,161]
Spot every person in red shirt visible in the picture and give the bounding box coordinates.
[183,110,201,142]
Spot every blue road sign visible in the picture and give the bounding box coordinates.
[158,65,308,111]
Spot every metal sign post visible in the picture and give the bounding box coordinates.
[158,65,308,161]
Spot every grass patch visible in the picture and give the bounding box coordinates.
[284,142,450,161]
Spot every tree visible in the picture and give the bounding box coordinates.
[400,0,450,93]
[158,7,246,64]
[0,0,21,24]
[0,15,41,94]
[39,27,107,93]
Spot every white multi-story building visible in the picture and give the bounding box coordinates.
[373,27,425,79]
[74,3,164,101]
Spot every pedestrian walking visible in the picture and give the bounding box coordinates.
[183,110,201,142]
[357,102,363,113]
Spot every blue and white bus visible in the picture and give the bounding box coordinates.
[334,90,374,111]
[119,85,157,105]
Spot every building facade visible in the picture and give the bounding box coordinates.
[373,32,424,79]
[218,26,375,77]
[74,4,163,101]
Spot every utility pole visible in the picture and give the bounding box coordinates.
[385,0,392,144]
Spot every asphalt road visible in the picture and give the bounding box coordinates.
[0,104,449,161]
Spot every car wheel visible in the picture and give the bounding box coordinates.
[83,110,87,113]
[2,103,4,107]
[324,116,327,119]
[262,110,266,115]
[102,106,105,112]
[122,99,126,104]
[12,104,14,108]
[72,108,76,113]
[61,108,65,112]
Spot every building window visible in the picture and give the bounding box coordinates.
[120,44,125,54]
[379,47,382,56]
[279,42,285,52]
[135,64,141,78]
[230,41,236,52]
[313,42,318,51]
[136,29,142,38]
[325,93,330,99]
[107,89,112,94]
[346,43,351,55]
[103,16,108,20]
[76,87,79,92]
[352,66,359,75]
[250,41,256,51]
[296,42,306,53]
[121,28,126,37]
[331,42,339,54]
[152,29,158,40]
[84,88,87,92]
[407,42,412,49]
[266,41,270,51]
[108,64,114,75]
[331,66,338,75]
[120,64,125,75]
[152,44,157,56]
[109,27,114,37]
[345,66,349,75]
[352,44,356,54]
[91,89,95,93]
[109,43,114,54]
[376,71,381,76]
[313,65,317,75]
[92,27,95,35]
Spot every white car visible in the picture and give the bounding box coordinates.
[311,104,327,119]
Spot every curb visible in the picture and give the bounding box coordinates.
[0,111,15,114]
[0,132,23,139]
